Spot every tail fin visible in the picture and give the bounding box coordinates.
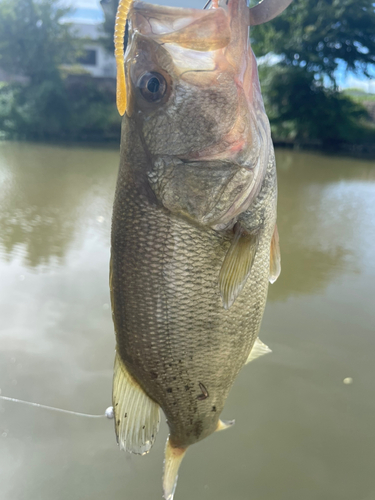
[163,437,187,500]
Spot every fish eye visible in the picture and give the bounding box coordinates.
[138,72,167,102]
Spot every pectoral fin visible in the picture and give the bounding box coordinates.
[113,351,160,455]
[245,338,272,364]
[219,224,259,309]
[269,224,281,284]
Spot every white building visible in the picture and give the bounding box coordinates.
[64,3,117,79]
[0,3,116,83]
[71,22,116,79]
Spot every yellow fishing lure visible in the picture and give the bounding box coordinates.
[114,0,132,116]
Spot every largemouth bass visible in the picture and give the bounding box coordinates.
[110,0,290,498]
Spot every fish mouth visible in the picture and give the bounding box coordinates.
[126,1,254,106]
[128,0,252,74]
[129,1,232,52]
[130,0,293,29]
[131,1,217,24]
[117,0,292,115]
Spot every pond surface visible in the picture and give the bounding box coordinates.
[0,141,374,500]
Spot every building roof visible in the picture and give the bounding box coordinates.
[63,6,104,25]
[71,22,103,40]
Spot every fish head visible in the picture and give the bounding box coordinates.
[124,0,272,228]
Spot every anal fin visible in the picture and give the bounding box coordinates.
[219,223,259,309]
[113,351,160,455]
[269,223,281,283]
[245,338,272,364]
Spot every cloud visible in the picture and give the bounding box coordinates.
[64,0,101,9]
[341,75,375,94]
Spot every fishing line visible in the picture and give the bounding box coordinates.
[0,395,114,419]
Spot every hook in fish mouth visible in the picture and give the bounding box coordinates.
[203,0,229,8]
[203,0,293,25]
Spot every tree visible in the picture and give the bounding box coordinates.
[100,0,119,54]
[0,0,79,138]
[259,66,371,146]
[251,0,375,81]
[251,0,375,147]
[0,0,120,140]
[0,0,80,83]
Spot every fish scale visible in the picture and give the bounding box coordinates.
[111,130,277,447]
[110,0,287,496]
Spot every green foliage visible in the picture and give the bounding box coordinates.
[65,77,120,141]
[252,0,375,80]
[0,0,77,139]
[0,0,120,141]
[259,65,374,147]
[100,0,119,54]
[0,0,80,83]
[1,0,373,147]
[0,78,120,141]
[252,0,375,148]
[0,80,69,139]
[343,88,375,103]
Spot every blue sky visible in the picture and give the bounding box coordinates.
[67,0,210,18]
[64,0,104,22]
[67,0,374,92]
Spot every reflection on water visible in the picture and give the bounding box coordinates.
[270,150,375,300]
[0,142,374,500]
[0,142,117,267]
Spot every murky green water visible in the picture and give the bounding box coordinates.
[0,141,374,500]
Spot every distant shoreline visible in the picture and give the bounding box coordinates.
[272,139,375,160]
[1,136,375,161]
